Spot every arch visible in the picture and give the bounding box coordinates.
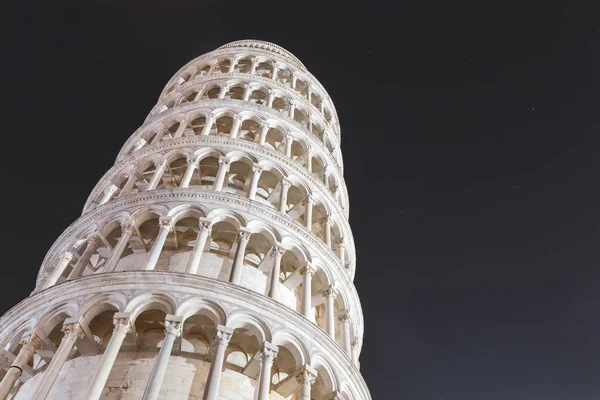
[167,204,208,223]
[271,330,310,368]
[36,302,78,336]
[76,293,127,324]
[125,292,176,322]
[176,298,227,326]
[227,312,272,344]
[312,354,340,395]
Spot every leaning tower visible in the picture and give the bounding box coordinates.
[0,40,370,400]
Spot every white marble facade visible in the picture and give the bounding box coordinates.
[0,40,371,400]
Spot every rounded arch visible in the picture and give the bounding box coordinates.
[312,354,340,395]
[36,302,78,336]
[125,293,176,322]
[227,312,273,344]
[206,208,247,230]
[271,330,310,367]
[76,293,127,324]
[176,298,227,326]
[167,204,208,223]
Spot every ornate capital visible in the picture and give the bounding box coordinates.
[257,342,278,362]
[159,216,174,231]
[338,311,351,323]
[198,218,212,230]
[271,244,286,258]
[218,156,230,166]
[121,222,135,236]
[88,234,104,248]
[113,315,132,333]
[213,326,233,348]
[299,263,316,276]
[61,323,85,341]
[59,251,75,264]
[322,286,337,299]
[154,159,167,169]
[20,332,43,349]
[326,216,335,227]
[236,229,252,243]
[186,157,200,168]
[252,164,264,174]
[164,320,182,337]
[281,178,292,188]
[295,365,317,385]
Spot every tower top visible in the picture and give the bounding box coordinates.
[218,39,306,69]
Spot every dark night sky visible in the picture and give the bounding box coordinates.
[1,1,599,399]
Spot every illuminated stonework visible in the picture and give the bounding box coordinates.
[0,40,370,400]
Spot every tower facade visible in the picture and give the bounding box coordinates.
[0,41,370,400]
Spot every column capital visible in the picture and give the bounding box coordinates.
[158,216,174,231]
[335,237,346,249]
[299,263,316,276]
[218,156,231,166]
[59,251,75,264]
[251,56,259,64]
[104,183,119,194]
[61,322,85,341]
[295,364,317,385]
[213,324,234,347]
[113,312,133,333]
[19,331,43,349]
[236,228,252,243]
[271,243,286,257]
[305,195,315,205]
[186,157,200,168]
[281,177,292,188]
[257,341,278,362]
[322,286,338,299]
[121,222,135,235]
[198,217,213,230]
[87,233,104,248]
[252,164,264,174]
[325,216,335,227]
[164,316,183,337]
[338,310,351,323]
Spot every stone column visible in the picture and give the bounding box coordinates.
[68,234,103,280]
[84,314,131,400]
[142,316,182,400]
[202,325,233,400]
[0,333,42,400]
[180,158,199,188]
[307,115,313,133]
[300,264,316,318]
[255,342,278,400]
[322,166,330,188]
[229,229,251,285]
[250,57,259,74]
[296,366,317,400]
[337,239,346,267]
[258,125,269,145]
[248,165,263,200]
[271,65,279,81]
[213,157,230,192]
[324,217,333,249]
[104,223,134,273]
[218,85,228,99]
[266,90,274,108]
[45,251,74,288]
[306,149,312,173]
[242,84,251,101]
[201,115,215,136]
[99,184,119,205]
[119,172,138,197]
[288,102,296,119]
[304,196,314,231]
[339,311,351,355]
[278,179,291,213]
[268,244,285,299]
[133,138,147,151]
[323,287,337,339]
[284,135,293,157]
[230,116,242,138]
[173,119,188,138]
[306,85,312,104]
[33,321,84,400]
[185,218,212,274]
[351,339,360,366]
[144,217,173,271]
[228,58,236,73]
[146,160,167,191]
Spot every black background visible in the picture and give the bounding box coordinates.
[1,1,599,399]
